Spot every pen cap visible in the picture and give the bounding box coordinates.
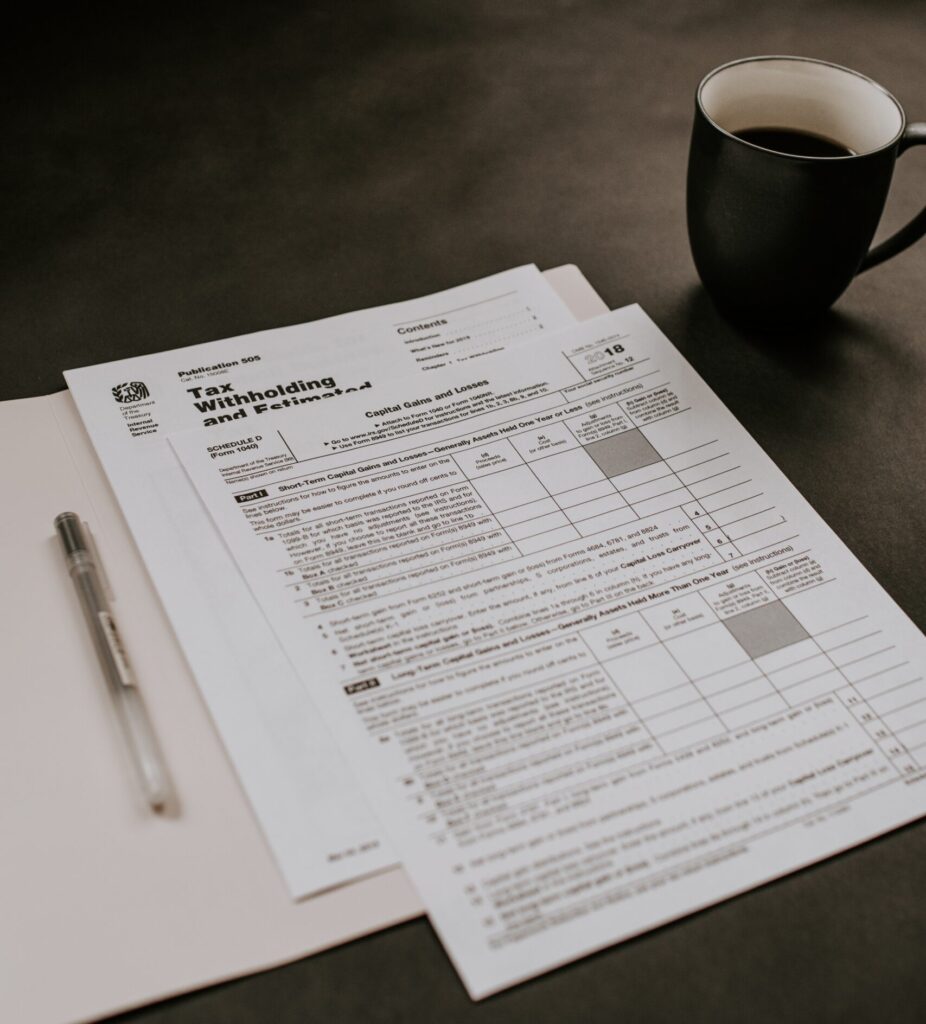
[54,511,90,558]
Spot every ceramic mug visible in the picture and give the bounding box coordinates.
[687,56,926,321]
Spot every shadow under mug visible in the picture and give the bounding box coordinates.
[687,56,926,322]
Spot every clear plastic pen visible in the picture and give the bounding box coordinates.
[54,511,172,811]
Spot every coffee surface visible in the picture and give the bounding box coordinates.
[733,126,855,157]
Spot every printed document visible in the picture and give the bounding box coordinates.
[64,266,576,897]
[172,306,926,996]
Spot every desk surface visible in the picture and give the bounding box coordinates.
[5,3,924,1022]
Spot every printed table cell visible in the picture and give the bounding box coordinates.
[529,448,606,493]
[828,632,897,669]
[639,413,710,461]
[665,622,748,679]
[687,467,747,501]
[711,494,774,529]
[515,524,581,555]
[452,439,524,478]
[690,514,721,538]
[505,511,571,541]
[735,521,798,556]
[709,677,776,713]
[883,694,926,733]
[635,683,702,720]
[897,719,926,752]
[720,694,787,730]
[567,407,634,445]
[660,716,726,752]
[581,612,657,661]
[768,653,832,689]
[840,647,905,684]
[604,643,688,703]
[631,487,694,518]
[725,509,787,543]
[509,422,579,461]
[755,557,822,601]
[564,491,628,524]
[869,678,926,717]
[696,660,763,698]
[584,429,663,478]
[665,439,723,473]
[647,698,716,736]
[576,506,638,538]
[782,670,843,706]
[699,572,774,619]
[754,638,819,673]
[470,465,548,512]
[781,582,859,635]
[684,464,749,499]
[854,664,917,701]
[816,622,879,654]
[642,593,717,641]
[621,472,682,504]
[699,481,757,515]
[681,501,708,522]
[495,497,559,527]
[623,386,682,426]
[556,480,617,509]
[675,452,738,487]
[723,601,809,660]
[609,461,671,492]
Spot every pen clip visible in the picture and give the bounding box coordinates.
[84,521,115,604]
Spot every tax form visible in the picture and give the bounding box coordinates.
[64,266,576,898]
[172,306,926,997]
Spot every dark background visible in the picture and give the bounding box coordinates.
[4,2,924,1021]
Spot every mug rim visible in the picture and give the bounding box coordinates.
[696,55,906,160]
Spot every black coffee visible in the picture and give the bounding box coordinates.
[733,126,855,158]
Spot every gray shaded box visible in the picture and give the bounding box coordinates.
[723,601,809,659]
[584,430,662,478]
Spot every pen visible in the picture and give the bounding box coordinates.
[54,511,172,811]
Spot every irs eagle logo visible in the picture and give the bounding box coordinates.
[112,381,150,403]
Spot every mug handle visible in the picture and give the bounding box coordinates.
[858,122,926,272]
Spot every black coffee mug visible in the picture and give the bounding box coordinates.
[687,56,926,321]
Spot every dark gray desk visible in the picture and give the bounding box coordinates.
[5,3,923,1022]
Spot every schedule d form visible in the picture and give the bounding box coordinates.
[172,306,926,997]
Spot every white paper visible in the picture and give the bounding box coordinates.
[63,266,576,897]
[172,306,926,997]
[0,391,422,1024]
